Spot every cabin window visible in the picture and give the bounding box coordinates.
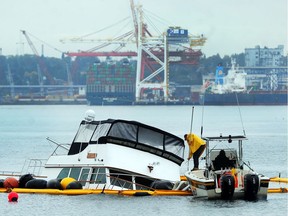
[108,122,137,141]
[90,167,107,184]
[164,135,184,158]
[135,176,154,190]
[57,168,70,179]
[79,168,90,186]
[91,123,111,142]
[138,127,163,149]
[74,124,97,143]
[69,167,81,180]
[109,169,133,189]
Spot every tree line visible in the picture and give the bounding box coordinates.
[0,53,245,86]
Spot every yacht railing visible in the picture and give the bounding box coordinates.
[0,159,47,178]
[78,172,156,191]
[0,170,22,177]
[46,137,70,156]
[20,159,47,176]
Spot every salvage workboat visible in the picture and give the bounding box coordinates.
[185,135,270,200]
[0,110,190,195]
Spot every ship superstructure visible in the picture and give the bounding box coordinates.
[202,58,287,105]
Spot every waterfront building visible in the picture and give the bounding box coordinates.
[245,45,284,67]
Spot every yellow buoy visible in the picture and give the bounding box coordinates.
[60,177,76,189]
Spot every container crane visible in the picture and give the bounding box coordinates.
[60,0,206,103]
[21,30,55,85]
[5,64,15,98]
[130,2,206,103]
[130,0,139,47]
[61,26,137,57]
[130,0,169,102]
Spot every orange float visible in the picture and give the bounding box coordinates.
[4,177,19,189]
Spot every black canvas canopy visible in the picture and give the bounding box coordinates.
[68,119,185,165]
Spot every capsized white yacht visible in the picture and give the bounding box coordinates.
[185,135,270,200]
[19,110,189,192]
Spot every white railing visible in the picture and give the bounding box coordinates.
[20,159,47,176]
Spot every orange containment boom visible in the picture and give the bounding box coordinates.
[268,177,288,193]
[269,177,288,183]
[0,188,192,196]
[268,188,288,193]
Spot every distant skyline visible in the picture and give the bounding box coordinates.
[1,0,287,58]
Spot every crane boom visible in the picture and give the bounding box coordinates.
[21,30,55,84]
[130,0,138,47]
[21,30,40,56]
[65,51,137,57]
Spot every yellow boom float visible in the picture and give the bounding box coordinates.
[0,177,286,196]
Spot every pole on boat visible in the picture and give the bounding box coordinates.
[235,93,246,137]
[187,106,194,171]
[46,137,69,150]
[190,106,194,134]
[200,101,205,138]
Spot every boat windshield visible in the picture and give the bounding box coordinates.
[74,123,97,143]
[69,119,185,162]
[107,121,184,159]
[91,123,111,141]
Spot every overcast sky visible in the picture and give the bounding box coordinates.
[1,0,287,58]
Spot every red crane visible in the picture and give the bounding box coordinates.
[65,51,137,57]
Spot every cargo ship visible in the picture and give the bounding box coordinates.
[86,58,202,106]
[85,25,204,106]
[86,58,137,105]
[201,61,288,105]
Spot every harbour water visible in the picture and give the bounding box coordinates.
[0,105,287,215]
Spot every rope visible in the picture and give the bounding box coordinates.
[24,31,64,53]
[78,16,131,39]
[142,8,172,29]
[235,93,246,136]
